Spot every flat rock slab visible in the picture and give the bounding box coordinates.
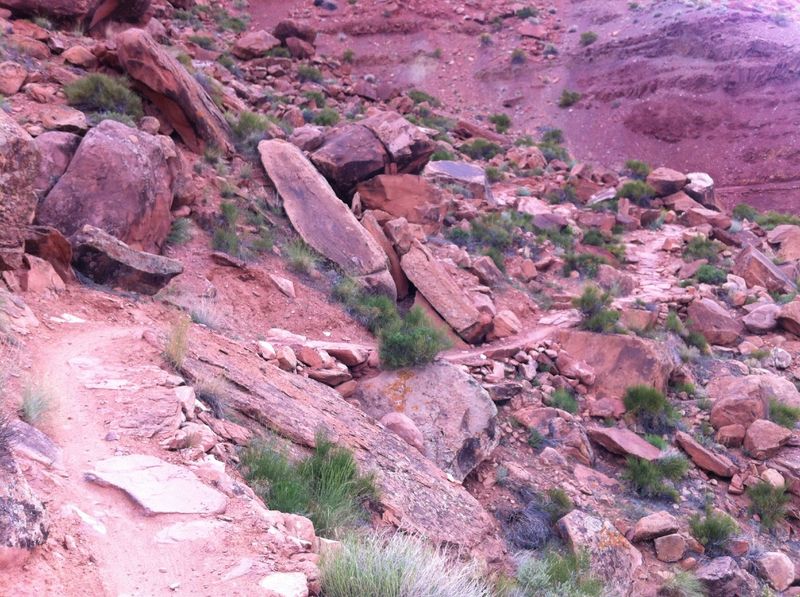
[85,455,227,515]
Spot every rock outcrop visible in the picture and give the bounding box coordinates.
[0,451,48,569]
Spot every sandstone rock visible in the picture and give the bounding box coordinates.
[359,110,435,174]
[675,431,736,477]
[761,468,785,488]
[85,454,227,515]
[471,255,505,287]
[772,347,792,369]
[356,175,445,231]
[39,105,88,133]
[310,124,387,197]
[288,125,324,152]
[31,131,80,197]
[555,352,596,386]
[62,45,97,68]
[716,424,745,448]
[778,299,800,336]
[285,37,315,59]
[654,533,686,563]
[70,225,183,295]
[686,298,743,346]
[400,242,489,343]
[164,422,216,452]
[632,511,679,542]
[756,551,795,591]
[422,160,492,202]
[733,245,796,294]
[379,412,424,453]
[742,303,780,333]
[490,310,521,340]
[0,456,49,569]
[0,110,39,270]
[744,419,791,459]
[587,427,662,461]
[0,0,93,18]
[87,0,151,28]
[646,167,687,196]
[116,28,232,154]
[269,274,295,298]
[273,19,316,44]
[558,510,642,596]
[0,61,26,95]
[18,255,65,293]
[259,139,394,298]
[353,362,498,481]
[259,572,308,597]
[685,172,720,210]
[708,374,800,429]
[276,345,297,371]
[37,120,180,253]
[360,211,409,299]
[696,556,758,597]
[232,30,280,59]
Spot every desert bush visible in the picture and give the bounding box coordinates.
[558,89,582,108]
[188,34,215,49]
[64,73,143,121]
[379,308,450,369]
[527,428,545,451]
[485,166,503,183]
[580,31,598,46]
[747,481,790,529]
[512,550,604,597]
[19,374,56,428]
[511,48,527,64]
[408,89,441,107]
[549,387,578,414]
[645,434,667,450]
[164,314,190,369]
[683,235,720,263]
[625,159,651,180]
[488,113,511,133]
[542,488,574,523]
[285,239,320,274]
[665,311,684,335]
[756,211,800,230]
[689,509,738,553]
[241,432,377,537]
[297,65,323,82]
[320,532,491,597]
[461,138,502,160]
[313,108,340,126]
[768,398,800,429]
[212,201,241,256]
[685,330,709,354]
[504,502,553,550]
[562,252,607,279]
[623,454,689,501]
[616,180,656,204]
[190,299,224,329]
[732,203,758,221]
[695,264,727,285]
[623,385,677,433]
[659,571,704,597]
[573,285,619,333]
[167,217,192,246]
[431,149,455,161]
[226,110,271,154]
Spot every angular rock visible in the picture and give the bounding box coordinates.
[37,120,180,253]
[259,139,394,297]
[353,362,498,481]
[490,309,521,340]
[587,426,661,461]
[31,131,80,198]
[631,511,679,542]
[778,299,800,336]
[696,556,758,597]
[288,125,324,152]
[744,419,791,459]
[422,160,493,202]
[654,533,686,563]
[116,28,232,154]
[767,224,800,261]
[0,110,39,270]
[558,510,642,596]
[310,124,387,197]
[379,412,424,454]
[686,298,743,346]
[359,110,435,174]
[685,172,720,210]
[285,36,314,59]
[259,572,308,597]
[716,424,745,448]
[708,374,800,429]
[232,30,280,59]
[360,211,409,299]
[0,61,26,96]
[400,242,489,343]
[273,19,316,44]
[756,551,795,592]
[471,255,505,287]
[646,167,687,196]
[675,431,736,477]
[0,0,93,18]
[356,175,445,231]
[733,245,796,294]
[742,303,780,333]
[85,454,227,515]
[0,456,48,569]
[39,105,88,134]
[87,0,151,29]
[70,225,183,295]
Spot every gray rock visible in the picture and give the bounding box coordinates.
[422,160,493,202]
[696,556,758,597]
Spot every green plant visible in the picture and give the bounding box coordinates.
[685,330,709,354]
[19,374,55,428]
[549,387,578,414]
[558,89,582,108]
[573,285,619,333]
[528,428,545,451]
[562,253,607,279]
[514,550,604,597]
[625,159,651,180]
[166,218,191,246]
[485,166,503,183]
[732,203,758,221]
[695,264,727,285]
[64,74,143,121]
[188,34,215,49]
[333,279,399,334]
[665,311,684,334]
[313,108,340,126]
[645,434,667,450]
[431,149,455,161]
[342,48,355,63]
[515,6,538,18]
[297,65,323,83]
[408,89,441,107]
[226,110,270,155]
[542,488,574,523]
[164,315,190,369]
[616,180,656,204]
[320,532,492,597]
[689,509,738,553]
[212,201,241,256]
[488,113,511,133]
[623,455,689,501]
[379,307,450,369]
[624,385,678,433]
[747,481,790,529]
[480,33,492,46]
[482,246,506,272]
[267,46,291,58]
[683,235,720,263]
[511,48,527,64]
[768,398,800,429]
[659,571,705,597]
[285,239,320,274]
[756,211,800,231]
[461,139,502,160]
[580,31,598,46]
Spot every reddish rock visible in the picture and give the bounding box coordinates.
[778,300,800,336]
[675,431,736,477]
[716,424,745,448]
[359,110,435,174]
[360,211,409,299]
[732,245,796,294]
[742,303,780,333]
[379,412,424,454]
[708,374,800,429]
[356,175,446,231]
[655,534,686,563]
[696,556,758,597]
[470,255,505,287]
[273,19,316,44]
[62,45,97,68]
[285,36,315,59]
[587,427,662,461]
[422,160,492,202]
[662,190,703,212]
[744,419,791,459]
[490,310,521,340]
[116,28,233,154]
[646,167,687,196]
[310,124,387,197]
[631,511,679,542]
[232,30,280,59]
[0,0,93,18]
[756,551,795,591]
[768,224,800,261]
[31,131,80,197]
[686,298,743,346]
[0,61,26,95]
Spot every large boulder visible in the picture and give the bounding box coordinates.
[646,167,687,196]
[695,556,758,597]
[88,0,150,28]
[631,511,679,542]
[37,120,180,253]
[587,427,662,461]
[686,298,743,346]
[400,241,490,343]
[358,110,435,174]
[310,124,387,197]
[742,303,780,333]
[554,330,676,399]
[31,131,81,198]
[558,510,642,596]
[232,30,280,59]
[675,431,736,477]
[777,299,800,336]
[422,160,493,202]
[756,551,796,592]
[356,175,446,232]
[744,419,791,460]
[0,111,40,270]
[0,452,49,569]
[259,139,395,297]
[767,224,800,262]
[0,0,95,18]
[709,374,800,430]
[732,245,796,294]
[353,362,498,481]
[684,172,720,210]
[70,225,183,295]
[116,29,232,154]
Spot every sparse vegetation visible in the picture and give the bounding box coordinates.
[645,434,667,450]
[19,374,56,428]
[562,253,607,279]
[240,432,377,538]
[616,180,656,204]
[513,550,604,597]
[226,110,270,155]
[625,159,651,179]
[689,508,738,553]
[166,218,192,246]
[573,285,620,333]
[313,108,340,126]
[580,31,598,46]
[558,89,582,108]
[460,138,502,160]
[379,308,451,370]
[511,48,527,64]
[748,482,790,529]
[212,201,241,257]
[624,385,677,433]
[188,34,215,50]
[342,48,355,63]
[732,203,758,222]
[549,387,578,414]
[285,239,320,274]
[683,235,721,263]
[527,428,545,451]
[542,488,574,523]
[408,89,441,107]
[164,314,190,370]
[623,454,689,501]
[755,211,800,231]
[64,74,143,121]
[659,571,705,597]
[695,264,727,285]
[488,113,511,134]
[768,398,800,429]
[297,65,324,83]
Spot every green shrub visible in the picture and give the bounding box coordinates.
[514,550,604,597]
[581,228,606,246]
[689,509,738,553]
[558,89,582,108]
[732,203,758,221]
[408,89,441,107]
[685,330,709,353]
[166,218,191,246]
[683,235,720,263]
[511,48,527,64]
[297,65,323,82]
[542,488,574,523]
[461,138,502,160]
[225,110,270,155]
[623,455,689,501]
[431,149,455,161]
[285,239,320,274]
[624,159,651,180]
[768,398,800,429]
[485,166,503,183]
[64,74,143,121]
[756,211,800,231]
[549,387,578,414]
[241,433,377,538]
[267,46,291,58]
[379,307,450,369]
[515,6,538,18]
[616,180,656,204]
[481,246,506,272]
[659,571,705,597]
[342,48,355,63]
[488,113,511,133]
[580,31,598,46]
[563,253,607,279]
[665,311,684,335]
[528,428,545,451]
[695,264,727,285]
[188,34,215,49]
[333,278,398,333]
[313,108,340,126]
[645,434,667,450]
[573,285,619,333]
[320,532,491,597]
[747,481,790,529]
[624,385,677,433]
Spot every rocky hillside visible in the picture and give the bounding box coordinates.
[1,1,800,596]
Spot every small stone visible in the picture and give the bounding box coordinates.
[654,533,686,563]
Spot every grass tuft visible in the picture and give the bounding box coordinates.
[747,481,790,529]
[285,239,321,274]
[64,73,143,121]
[623,455,689,501]
[514,550,604,597]
[164,314,190,370]
[623,385,677,433]
[689,508,738,554]
[166,218,192,246]
[659,571,705,597]
[19,374,56,428]
[379,307,451,370]
[573,285,620,333]
[549,387,578,414]
[768,398,800,429]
